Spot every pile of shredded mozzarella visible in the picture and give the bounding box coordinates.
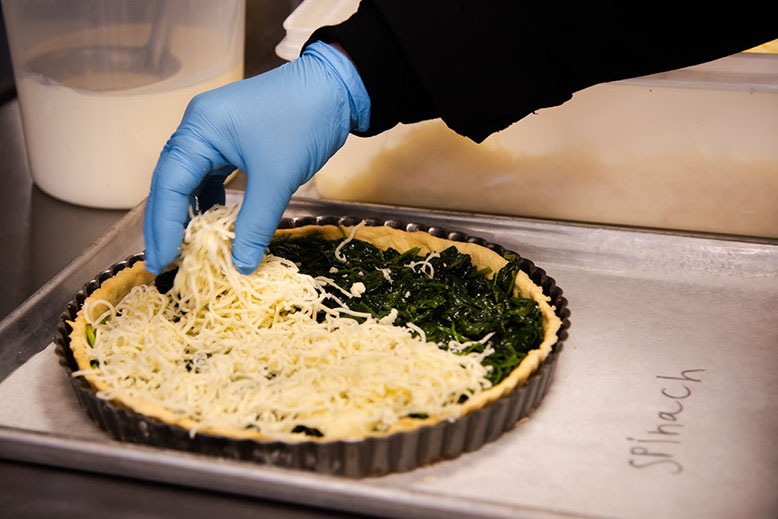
[76,205,494,440]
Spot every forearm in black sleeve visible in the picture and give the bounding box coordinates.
[309,1,778,143]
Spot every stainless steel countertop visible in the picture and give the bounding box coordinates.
[0,2,378,517]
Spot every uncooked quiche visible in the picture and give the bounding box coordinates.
[58,204,569,476]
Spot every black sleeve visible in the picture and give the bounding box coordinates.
[308,1,778,143]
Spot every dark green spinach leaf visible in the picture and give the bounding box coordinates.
[268,231,544,385]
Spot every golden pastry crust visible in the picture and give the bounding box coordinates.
[69,224,561,441]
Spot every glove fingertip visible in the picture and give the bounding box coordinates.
[144,257,162,275]
[144,245,177,275]
[232,245,265,275]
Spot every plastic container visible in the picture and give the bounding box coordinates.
[278,0,778,239]
[1,0,246,209]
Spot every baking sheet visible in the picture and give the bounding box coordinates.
[0,192,776,519]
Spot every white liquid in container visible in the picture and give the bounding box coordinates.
[14,25,244,209]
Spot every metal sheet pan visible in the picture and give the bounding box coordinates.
[0,191,776,519]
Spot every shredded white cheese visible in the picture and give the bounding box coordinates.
[76,205,493,441]
[333,220,365,263]
[408,251,441,279]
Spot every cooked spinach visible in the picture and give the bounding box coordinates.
[292,425,324,437]
[85,323,96,347]
[154,268,178,294]
[268,231,545,385]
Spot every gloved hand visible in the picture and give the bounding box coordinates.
[143,41,370,275]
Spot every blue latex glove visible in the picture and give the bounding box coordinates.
[143,41,370,275]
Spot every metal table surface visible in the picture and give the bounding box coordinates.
[0,2,379,517]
